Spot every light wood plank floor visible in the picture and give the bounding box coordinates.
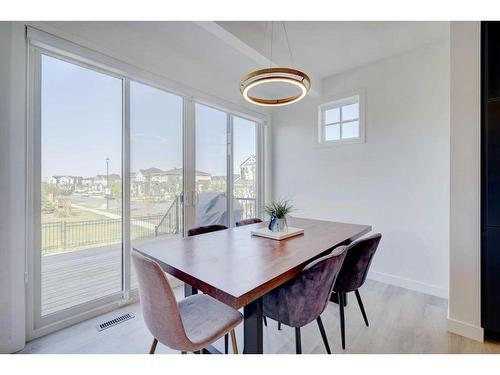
[22,279,500,354]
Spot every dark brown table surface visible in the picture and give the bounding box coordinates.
[134,217,371,309]
[134,217,371,354]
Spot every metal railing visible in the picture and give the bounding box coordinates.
[235,197,257,220]
[42,196,255,254]
[42,214,181,255]
[155,195,181,236]
[42,194,181,254]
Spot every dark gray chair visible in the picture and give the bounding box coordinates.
[187,224,227,237]
[263,246,348,354]
[332,233,382,350]
[235,218,262,227]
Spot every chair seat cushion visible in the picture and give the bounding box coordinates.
[178,294,243,348]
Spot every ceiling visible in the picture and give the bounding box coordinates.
[216,21,449,80]
[44,21,449,108]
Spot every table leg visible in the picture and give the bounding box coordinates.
[243,297,263,354]
[330,292,348,306]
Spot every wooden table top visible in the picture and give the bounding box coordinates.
[134,217,371,309]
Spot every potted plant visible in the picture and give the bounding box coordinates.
[264,199,294,232]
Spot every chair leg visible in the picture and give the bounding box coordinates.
[224,333,228,354]
[230,329,238,354]
[354,289,369,327]
[278,321,282,330]
[338,293,346,350]
[149,338,158,354]
[181,351,187,354]
[263,316,267,327]
[316,316,331,354]
[295,327,302,354]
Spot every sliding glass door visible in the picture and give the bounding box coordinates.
[233,116,258,221]
[40,54,123,317]
[130,81,184,289]
[29,34,264,336]
[192,104,260,228]
[194,103,229,227]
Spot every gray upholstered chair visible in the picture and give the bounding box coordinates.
[235,218,262,227]
[332,233,382,350]
[263,246,348,354]
[132,250,243,354]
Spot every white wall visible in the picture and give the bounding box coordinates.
[272,40,451,298]
[0,21,27,353]
[448,21,483,342]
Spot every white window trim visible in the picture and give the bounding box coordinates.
[317,91,366,147]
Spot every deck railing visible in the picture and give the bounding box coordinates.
[42,196,255,254]
[155,195,181,236]
[235,197,257,220]
[42,213,180,255]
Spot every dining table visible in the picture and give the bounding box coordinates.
[134,216,372,354]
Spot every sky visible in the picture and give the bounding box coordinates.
[41,54,256,180]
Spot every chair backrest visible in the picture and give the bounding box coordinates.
[132,250,191,350]
[235,218,262,227]
[265,246,348,327]
[187,224,227,237]
[333,233,382,293]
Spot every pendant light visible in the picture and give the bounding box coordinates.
[240,22,311,107]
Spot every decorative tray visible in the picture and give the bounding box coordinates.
[251,226,304,241]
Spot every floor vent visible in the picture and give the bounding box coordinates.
[97,313,135,331]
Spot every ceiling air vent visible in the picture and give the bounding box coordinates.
[96,313,135,331]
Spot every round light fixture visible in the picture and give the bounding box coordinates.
[240,67,311,107]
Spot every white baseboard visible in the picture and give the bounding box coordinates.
[447,317,484,342]
[367,271,486,343]
[368,270,448,299]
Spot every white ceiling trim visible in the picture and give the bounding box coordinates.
[195,21,322,97]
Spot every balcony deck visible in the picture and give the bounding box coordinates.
[41,236,177,316]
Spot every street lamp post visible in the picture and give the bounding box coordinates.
[106,157,110,210]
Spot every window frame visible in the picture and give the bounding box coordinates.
[26,27,267,340]
[27,48,129,336]
[317,91,365,146]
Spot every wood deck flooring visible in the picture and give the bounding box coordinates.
[41,236,176,315]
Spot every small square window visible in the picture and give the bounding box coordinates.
[342,103,359,122]
[324,107,340,124]
[318,94,364,145]
[342,121,359,139]
[325,124,340,141]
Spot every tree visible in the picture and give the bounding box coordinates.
[42,183,70,203]
[111,180,122,208]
